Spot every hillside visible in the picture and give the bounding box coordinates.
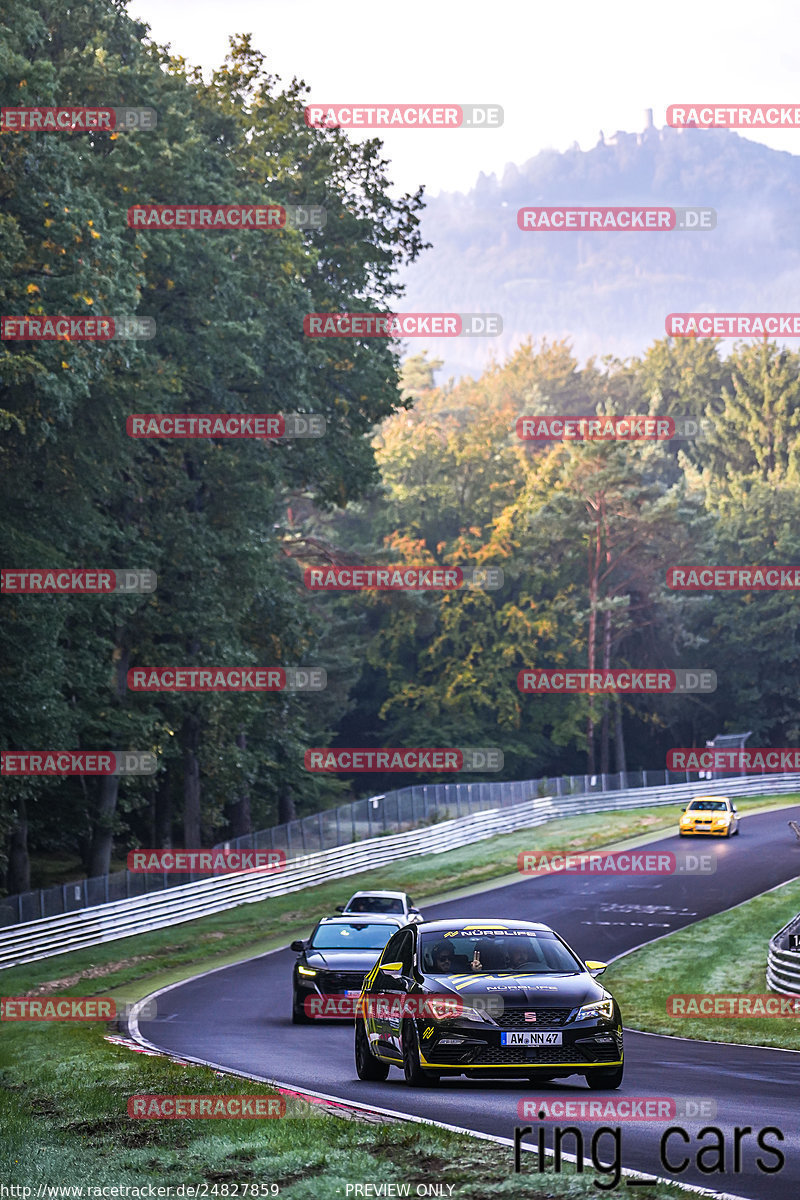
[399,117,800,378]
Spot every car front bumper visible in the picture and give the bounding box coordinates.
[415,1019,623,1072]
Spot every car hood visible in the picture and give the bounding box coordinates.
[425,972,607,1007]
[303,949,383,971]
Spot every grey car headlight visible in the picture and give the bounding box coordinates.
[576,997,615,1021]
[456,1003,496,1024]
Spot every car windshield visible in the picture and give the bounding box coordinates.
[420,929,582,974]
[310,922,398,950]
[688,801,728,811]
[347,896,405,914]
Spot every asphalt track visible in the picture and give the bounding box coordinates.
[136,807,800,1200]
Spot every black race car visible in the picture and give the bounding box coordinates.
[290,914,406,1023]
[354,918,624,1088]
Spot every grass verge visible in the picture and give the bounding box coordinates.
[604,874,800,1050]
[0,1015,731,1198]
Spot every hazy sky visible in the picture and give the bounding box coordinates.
[128,0,800,197]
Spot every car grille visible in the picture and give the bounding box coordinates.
[498,1007,574,1027]
[430,1043,619,1066]
[322,972,365,991]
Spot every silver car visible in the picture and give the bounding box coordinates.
[336,890,424,922]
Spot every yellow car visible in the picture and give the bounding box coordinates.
[679,796,739,837]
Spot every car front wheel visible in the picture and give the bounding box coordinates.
[402,1019,437,1086]
[355,1017,390,1080]
[291,989,311,1024]
[585,1063,624,1090]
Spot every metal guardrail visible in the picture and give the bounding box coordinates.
[2,772,799,971]
[766,911,800,995]
[3,764,787,928]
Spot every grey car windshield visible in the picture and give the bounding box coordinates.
[688,800,729,811]
[310,922,398,949]
[420,930,582,974]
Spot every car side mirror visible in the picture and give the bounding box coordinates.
[379,960,406,982]
[335,905,345,912]
[681,806,687,812]
[409,908,421,915]
[732,807,738,814]
[290,940,306,953]
[585,959,607,976]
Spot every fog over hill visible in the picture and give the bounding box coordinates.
[398,115,800,380]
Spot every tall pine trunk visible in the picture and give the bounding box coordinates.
[182,711,202,847]
[229,729,252,838]
[86,640,129,877]
[87,774,121,877]
[6,799,30,893]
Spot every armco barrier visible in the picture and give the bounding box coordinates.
[1,773,799,970]
[767,912,800,996]
[3,768,686,926]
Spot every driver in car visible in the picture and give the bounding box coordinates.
[431,942,456,973]
[506,938,536,969]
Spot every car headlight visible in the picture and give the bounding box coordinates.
[297,966,317,977]
[576,997,615,1021]
[425,1000,492,1023]
[417,996,458,1019]
[456,1004,494,1023]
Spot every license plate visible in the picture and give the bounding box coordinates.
[500,1031,562,1046]
[344,990,361,998]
